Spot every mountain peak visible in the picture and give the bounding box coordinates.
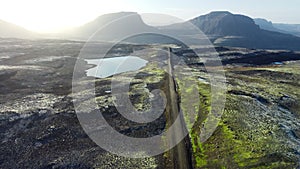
[207,11,232,15]
[190,11,260,36]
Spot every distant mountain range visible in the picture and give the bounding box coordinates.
[274,23,300,36]
[254,18,300,37]
[1,11,300,51]
[0,20,37,39]
[163,11,300,51]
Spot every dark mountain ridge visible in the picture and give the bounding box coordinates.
[66,12,157,41]
[190,11,261,37]
[187,11,300,51]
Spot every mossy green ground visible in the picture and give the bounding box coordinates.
[88,55,300,169]
[177,62,300,168]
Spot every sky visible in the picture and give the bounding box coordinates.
[0,0,299,33]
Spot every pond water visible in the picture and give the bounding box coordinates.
[85,56,148,78]
[198,77,209,84]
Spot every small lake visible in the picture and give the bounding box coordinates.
[85,56,148,78]
[198,77,209,84]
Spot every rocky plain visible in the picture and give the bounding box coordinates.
[0,38,300,169]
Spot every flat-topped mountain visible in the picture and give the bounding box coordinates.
[66,12,157,41]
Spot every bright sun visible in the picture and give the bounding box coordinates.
[0,0,136,33]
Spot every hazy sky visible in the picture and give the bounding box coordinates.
[0,0,299,33]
